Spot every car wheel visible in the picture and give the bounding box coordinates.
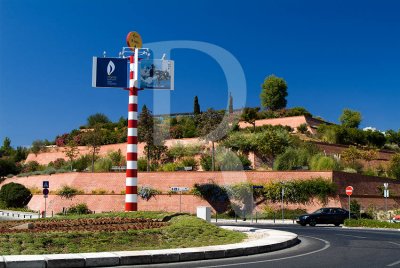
[334,223,340,227]
[309,219,316,227]
[300,223,306,226]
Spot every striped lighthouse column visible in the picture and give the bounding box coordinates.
[125,54,138,211]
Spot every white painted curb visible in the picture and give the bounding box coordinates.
[0,227,298,267]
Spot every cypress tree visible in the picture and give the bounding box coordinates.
[229,92,233,114]
[194,96,201,115]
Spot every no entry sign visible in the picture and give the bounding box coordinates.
[346,186,353,196]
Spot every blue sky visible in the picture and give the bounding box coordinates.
[1,0,400,147]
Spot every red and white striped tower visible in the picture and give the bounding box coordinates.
[125,50,138,211]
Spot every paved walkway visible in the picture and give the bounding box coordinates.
[212,218,298,225]
[0,226,298,268]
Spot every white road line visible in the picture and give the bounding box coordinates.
[336,234,367,239]
[387,260,400,267]
[386,242,400,267]
[388,241,400,247]
[195,235,331,268]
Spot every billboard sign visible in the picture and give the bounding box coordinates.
[92,57,128,88]
[139,59,174,90]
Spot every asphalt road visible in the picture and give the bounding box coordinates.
[120,224,400,268]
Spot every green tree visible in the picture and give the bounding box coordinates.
[0,137,13,157]
[0,182,31,208]
[82,127,102,172]
[339,109,362,128]
[108,149,126,166]
[87,113,110,127]
[0,158,19,178]
[138,105,154,171]
[13,146,29,163]
[260,75,288,111]
[198,109,226,171]
[64,141,80,171]
[341,145,362,169]
[386,129,400,147]
[193,96,201,115]
[388,154,400,180]
[30,140,47,156]
[241,107,260,132]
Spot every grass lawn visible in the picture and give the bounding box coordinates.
[344,219,400,229]
[0,212,246,255]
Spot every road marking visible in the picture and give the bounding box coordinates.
[386,242,400,267]
[336,234,367,239]
[387,260,400,267]
[388,242,400,247]
[195,235,331,268]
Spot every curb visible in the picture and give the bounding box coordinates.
[0,227,298,268]
[342,226,400,232]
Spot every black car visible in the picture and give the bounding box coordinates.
[296,207,356,227]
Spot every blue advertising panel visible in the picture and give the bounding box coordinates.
[92,57,128,88]
[139,59,174,90]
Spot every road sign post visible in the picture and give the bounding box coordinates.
[384,183,389,219]
[346,186,353,220]
[42,183,49,218]
[170,187,189,212]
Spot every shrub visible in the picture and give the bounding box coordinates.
[388,154,400,180]
[179,157,198,170]
[67,203,92,214]
[263,178,336,204]
[138,157,147,172]
[108,149,126,166]
[73,154,91,172]
[159,162,179,171]
[200,155,213,171]
[297,123,309,134]
[22,161,42,173]
[350,199,361,216]
[48,158,67,169]
[44,167,57,175]
[94,157,113,172]
[0,182,32,208]
[138,186,161,201]
[274,147,311,170]
[309,154,340,171]
[91,189,108,194]
[168,143,202,160]
[57,185,83,199]
[217,150,245,171]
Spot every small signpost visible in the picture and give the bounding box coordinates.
[346,186,353,220]
[42,181,49,218]
[170,187,190,212]
[384,183,389,218]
